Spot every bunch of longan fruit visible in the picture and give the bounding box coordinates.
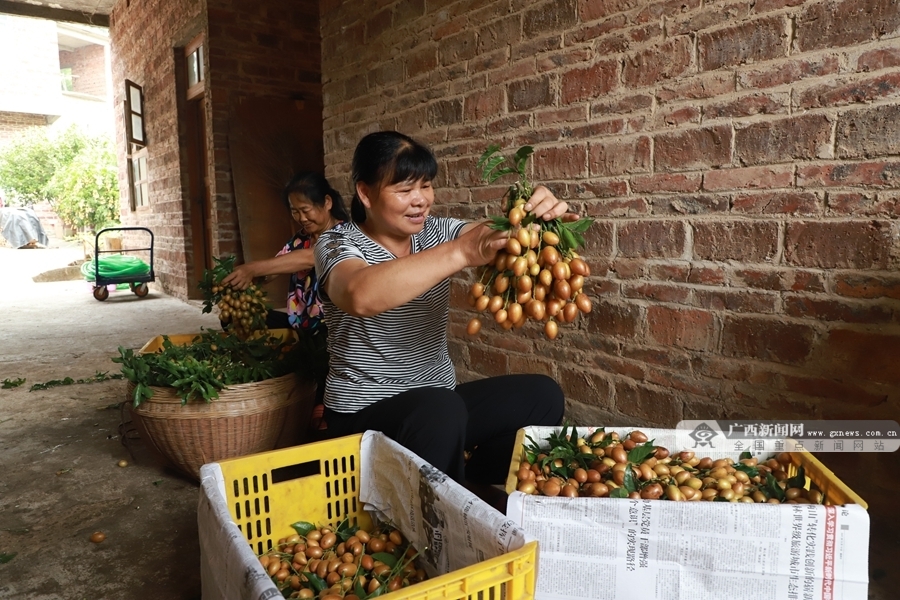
[467,201,592,340]
[211,282,269,340]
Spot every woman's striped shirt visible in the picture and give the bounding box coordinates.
[314,216,466,413]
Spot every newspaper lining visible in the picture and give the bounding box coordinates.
[507,426,870,600]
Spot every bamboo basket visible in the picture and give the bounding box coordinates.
[129,373,314,481]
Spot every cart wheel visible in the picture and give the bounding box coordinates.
[133,283,149,297]
[93,286,109,301]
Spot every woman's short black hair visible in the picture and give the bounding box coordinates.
[282,171,349,223]
[350,131,438,224]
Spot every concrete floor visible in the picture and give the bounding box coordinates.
[0,239,896,599]
[0,240,219,599]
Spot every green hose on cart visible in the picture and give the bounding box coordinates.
[82,255,151,300]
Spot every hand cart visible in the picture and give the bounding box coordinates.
[91,226,155,301]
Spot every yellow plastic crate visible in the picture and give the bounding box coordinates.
[139,328,296,354]
[505,427,867,508]
[216,434,538,600]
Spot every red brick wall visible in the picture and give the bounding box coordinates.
[109,0,205,298]
[320,0,900,424]
[59,45,108,98]
[205,0,323,259]
[108,0,321,298]
[0,111,47,146]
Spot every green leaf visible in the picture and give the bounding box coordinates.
[488,215,512,231]
[372,552,398,568]
[734,463,759,477]
[291,521,316,537]
[1,377,25,389]
[354,580,367,599]
[476,144,501,169]
[622,467,638,493]
[785,465,806,490]
[487,166,516,184]
[481,155,506,181]
[0,552,16,564]
[304,572,327,593]
[765,473,786,502]
[562,217,594,233]
[739,451,753,460]
[627,442,657,465]
[609,487,628,499]
[514,146,533,175]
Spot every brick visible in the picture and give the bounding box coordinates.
[796,0,900,53]
[688,264,727,285]
[649,263,691,282]
[463,88,503,122]
[561,60,618,104]
[588,136,650,177]
[537,47,592,72]
[426,99,463,127]
[622,345,693,371]
[467,346,509,377]
[644,366,721,399]
[561,119,627,139]
[486,113,531,135]
[535,105,587,127]
[489,59,537,86]
[524,0,577,37]
[579,0,641,21]
[623,37,692,88]
[618,220,686,258]
[609,257,642,278]
[635,0,701,23]
[565,179,630,199]
[647,306,718,352]
[591,351,646,380]
[579,216,614,258]
[656,72,735,104]
[585,197,651,217]
[784,295,893,324]
[834,274,900,300]
[721,316,815,366]
[565,13,628,44]
[406,45,438,78]
[837,104,900,159]
[587,299,642,338]
[365,8,393,42]
[591,93,654,116]
[650,193,729,216]
[815,329,900,387]
[556,365,614,410]
[798,162,900,188]
[693,288,778,314]
[439,29,477,65]
[698,15,787,71]
[796,72,900,110]
[656,105,701,127]
[513,35,563,62]
[468,48,508,75]
[703,91,789,120]
[734,114,832,166]
[507,75,553,112]
[781,374,889,407]
[732,191,822,216]
[857,46,900,71]
[654,125,732,172]
[667,0,751,37]
[394,0,425,24]
[752,0,805,12]
[623,282,692,304]
[784,220,892,269]
[478,14,522,53]
[631,173,702,194]
[703,166,794,191]
[534,144,588,179]
[693,221,778,262]
[737,55,840,89]
[615,382,684,424]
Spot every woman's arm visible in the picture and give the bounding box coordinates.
[324,186,574,317]
[323,224,506,317]
[221,249,315,290]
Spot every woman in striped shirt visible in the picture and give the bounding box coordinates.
[314,131,566,487]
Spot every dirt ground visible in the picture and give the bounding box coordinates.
[0,239,897,599]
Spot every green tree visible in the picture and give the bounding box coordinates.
[49,136,119,232]
[0,126,87,205]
